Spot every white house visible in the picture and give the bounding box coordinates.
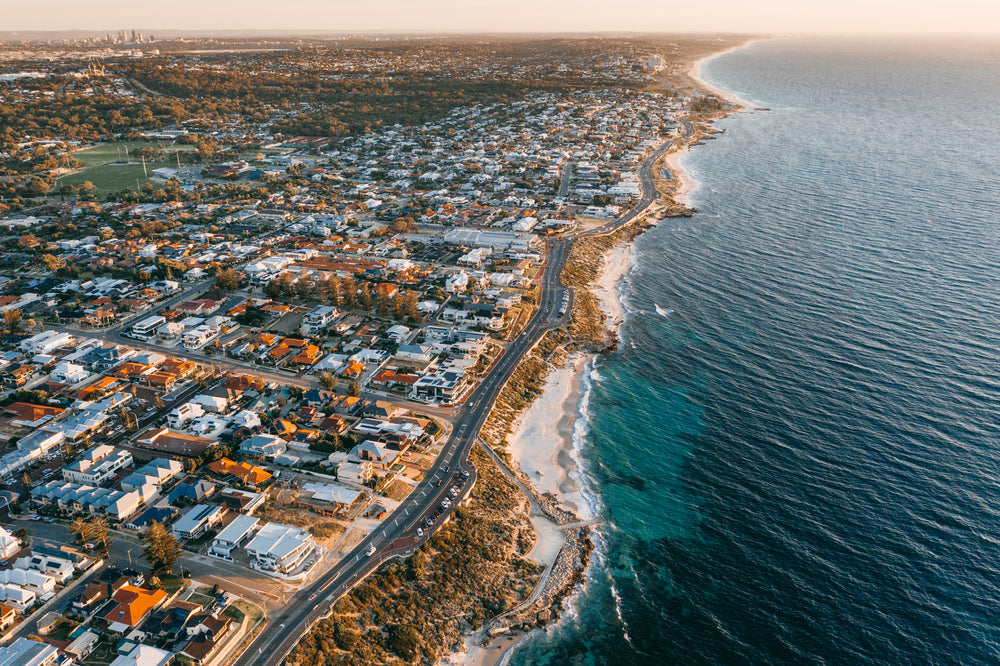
[168,402,204,429]
[20,330,75,355]
[245,523,317,575]
[50,361,89,385]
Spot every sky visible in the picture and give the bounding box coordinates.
[4,0,999,34]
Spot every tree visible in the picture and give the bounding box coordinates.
[40,254,67,272]
[3,309,22,333]
[144,522,181,576]
[69,516,110,555]
[386,623,422,660]
[318,371,338,391]
[215,267,240,291]
[348,381,361,398]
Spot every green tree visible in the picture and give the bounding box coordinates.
[348,380,361,398]
[144,521,181,576]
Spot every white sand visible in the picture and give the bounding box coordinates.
[594,241,632,334]
[689,45,755,109]
[505,356,590,518]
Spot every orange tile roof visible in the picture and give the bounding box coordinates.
[114,362,152,378]
[104,585,167,627]
[5,402,64,421]
[291,345,322,365]
[208,458,271,486]
[340,361,365,377]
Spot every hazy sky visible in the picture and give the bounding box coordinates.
[6,0,999,34]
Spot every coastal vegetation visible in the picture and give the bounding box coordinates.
[288,447,540,665]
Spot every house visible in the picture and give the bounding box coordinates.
[50,361,89,385]
[18,554,74,583]
[291,344,323,367]
[168,479,217,505]
[245,522,317,575]
[219,488,266,514]
[239,433,287,459]
[300,482,365,513]
[208,458,271,487]
[130,315,166,341]
[104,585,167,633]
[172,504,225,540]
[364,400,400,419]
[180,612,236,664]
[0,526,16,559]
[395,344,433,362]
[168,402,204,429]
[124,506,177,532]
[0,584,35,610]
[191,394,228,414]
[209,514,260,559]
[20,330,75,355]
[330,395,363,415]
[0,603,15,631]
[337,460,373,485]
[180,613,236,664]
[4,402,65,429]
[65,629,101,661]
[137,428,217,457]
[74,574,130,611]
[348,440,399,469]
[0,568,55,594]
[411,368,470,403]
[299,305,338,335]
[385,324,410,342]
[0,637,58,666]
[109,644,174,666]
[63,445,133,485]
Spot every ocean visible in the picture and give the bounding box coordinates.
[509,36,1000,665]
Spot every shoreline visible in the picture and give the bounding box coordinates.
[458,41,755,666]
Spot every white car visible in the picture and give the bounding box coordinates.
[366,544,376,557]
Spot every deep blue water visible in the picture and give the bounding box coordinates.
[511,36,1000,665]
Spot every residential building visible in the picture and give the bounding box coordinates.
[0,637,58,666]
[245,522,317,575]
[168,402,204,429]
[62,445,133,485]
[208,458,271,487]
[109,643,174,666]
[300,304,338,335]
[0,526,19,559]
[103,585,168,632]
[130,315,166,341]
[172,504,225,540]
[209,514,259,559]
[239,433,287,458]
[338,460,373,485]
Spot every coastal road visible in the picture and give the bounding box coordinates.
[234,114,696,666]
[575,117,694,239]
[234,238,574,666]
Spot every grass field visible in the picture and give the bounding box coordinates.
[57,161,176,196]
[57,140,195,196]
[71,140,192,168]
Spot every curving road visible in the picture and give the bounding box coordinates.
[234,115,694,666]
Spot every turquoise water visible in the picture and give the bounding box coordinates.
[511,36,1000,665]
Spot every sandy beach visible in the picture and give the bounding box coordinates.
[505,238,633,520]
[689,43,756,109]
[456,44,752,665]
